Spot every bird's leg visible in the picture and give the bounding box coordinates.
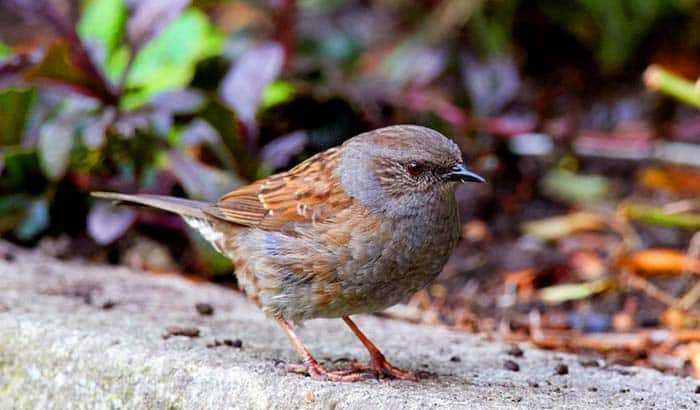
[342,316,416,380]
[276,318,374,382]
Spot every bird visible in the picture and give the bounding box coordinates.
[92,124,485,382]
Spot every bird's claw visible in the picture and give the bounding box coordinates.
[287,362,376,382]
[349,360,417,380]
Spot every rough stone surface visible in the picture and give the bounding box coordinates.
[1,241,699,409]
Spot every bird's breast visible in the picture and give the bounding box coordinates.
[227,196,460,322]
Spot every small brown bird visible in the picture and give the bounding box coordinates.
[93,125,484,381]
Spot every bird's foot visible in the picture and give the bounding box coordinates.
[287,362,376,382]
[349,359,417,380]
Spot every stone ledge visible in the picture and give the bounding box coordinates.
[1,241,698,409]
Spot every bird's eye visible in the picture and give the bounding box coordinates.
[406,161,424,176]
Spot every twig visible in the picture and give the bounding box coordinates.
[275,0,296,68]
[644,65,700,108]
[677,231,700,310]
[621,271,679,307]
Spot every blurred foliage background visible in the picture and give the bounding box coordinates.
[3,0,700,375]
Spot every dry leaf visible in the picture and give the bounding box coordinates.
[618,249,700,277]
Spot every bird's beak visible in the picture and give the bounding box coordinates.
[445,163,486,183]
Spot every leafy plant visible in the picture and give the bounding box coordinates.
[537,0,691,72]
[0,0,286,270]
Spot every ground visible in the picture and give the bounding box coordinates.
[1,240,699,410]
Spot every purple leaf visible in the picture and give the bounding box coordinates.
[462,53,520,115]
[151,109,173,136]
[82,107,116,149]
[38,119,73,180]
[127,0,191,49]
[88,202,136,245]
[112,111,150,138]
[151,88,206,114]
[260,130,308,169]
[167,150,241,202]
[219,41,284,129]
[383,45,447,87]
[509,133,554,156]
[181,118,220,146]
[0,55,35,88]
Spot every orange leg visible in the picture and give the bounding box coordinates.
[277,318,374,382]
[342,316,416,380]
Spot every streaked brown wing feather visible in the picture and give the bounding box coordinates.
[204,147,351,230]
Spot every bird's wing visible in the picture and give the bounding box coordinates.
[204,147,352,230]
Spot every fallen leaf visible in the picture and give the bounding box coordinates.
[618,249,700,276]
[541,169,610,204]
[624,205,700,230]
[639,166,700,194]
[539,280,612,303]
[521,212,606,241]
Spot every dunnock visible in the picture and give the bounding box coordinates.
[93,125,484,381]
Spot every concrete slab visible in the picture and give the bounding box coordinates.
[1,241,698,409]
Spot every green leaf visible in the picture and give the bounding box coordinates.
[541,169,610,204]
[0,194,31,234]
[38,120,74,181]
[0,88,35,146]
[261,80,296,109]
[122,9,224,109]
[540,280,612,303]
[0,150,41,192]
[521,211,606,241]
[625,205,700,230]
[77,0,127,59]
[0,42,12,62]
[26,41,111,100]
[14,199,49,240]
[644,65,700,108]
[200,99,257,180]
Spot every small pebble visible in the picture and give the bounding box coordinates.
[528,381,539,388]
[579,358,601,367]
[504,360,520,372]
[224,339,243,348]
[695,386,700,394]
[162,326,200,339]
[304,389,315,403]
[554,364,568,375]
[450,355,461,362]
[619,388,630,393]
[101,300,117,310]
[506,344,524,357]
[588,387,598,392]
[206,340,222,348]
[195,303,214,316]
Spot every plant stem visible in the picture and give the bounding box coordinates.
[644,65,700,108]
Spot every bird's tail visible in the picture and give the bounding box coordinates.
[91,192,211,219]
